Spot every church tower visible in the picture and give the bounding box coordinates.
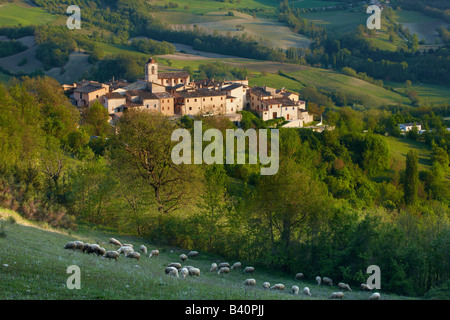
[145,58,158,83]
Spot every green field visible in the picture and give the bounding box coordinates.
[384,136,434,173]
[293,0,339,9]
[0,208,410,300]
[387,82,450,105]
[300,9,366,33]
[0,2,56,26]
[395,10,449,44]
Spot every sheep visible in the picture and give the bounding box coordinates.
[295,273,304,280]
[85,243,99,254]
[189,267,200,277]
[97,247,106,256]
[104,251,120,261]
[303,287,311,296]
[217,262,230,269]
[210,263,218,272]
[187,251,199,258]
[180,254,188,262]
[122,244,133,248]
[109,238,122,247]
[217,267,230,275]
[180,267,189,279]
[165,266,179,277]
[149,250,159,258]
[361,283,373,291]
[338,282,352,292]
[140,245,147,255]
[125,252,141,261]
[82,243,91,253]
[322,277,333,286]
[117,246,133,254]
[243,279,256,286]
[316,276,321,285]
[262,282,270,289]
[63,241,77,250]
[74,241,84,251]
[231,262,242,270]
[183,266,194,270]
[291,285,300,295]
[168,262,182,270]
[270,284,285,291]
[243,266,255,275]
[369,292,381,300]
[329,292,344,299]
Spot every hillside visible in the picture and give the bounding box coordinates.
[0,208,410,300]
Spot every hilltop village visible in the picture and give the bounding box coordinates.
[63,58,317,129]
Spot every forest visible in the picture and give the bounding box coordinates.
[0,77,448,298]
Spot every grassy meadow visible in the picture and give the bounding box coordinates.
[0,208,410,300]
[0,1,56,26]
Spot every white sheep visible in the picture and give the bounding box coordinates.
[322,277,333,286]
[63,241,77,250]
[180,267,189,279]
[88,244,105,256]
[125,251,140,261]
[210,263,218,272]
[189,267,200,277]
[243,266,255,275]
[369,292,381,300]
[218,262,230,269]
[217,267,230,275]
[329,292,344,299]
[361,283,373,291]
[180,254,188,262]
[243,279,256,286]
[183,266,194,270]
[262,282,270,289]
[140,245,147,254]
[270,284,285,291]
[149,249,159,258]
[122,244,133,248]
[168,262,182,270]
[303,287,311,296]
[109,238,122,246]
[165,266,179,277]
[117,246,133,254]
[104,251,120,261]
[231,262,242,270]
[187,251,199,258]
[291,285,300,295]
[316,276,321,285]
[338,282,352,292]
[295,273,304,280]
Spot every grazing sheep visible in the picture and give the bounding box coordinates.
[63,241,77,250]
[329,292,344,299]
[338,282,352,292]
[98,247,106,256]
[291,285,300,295]
[74,241,84,251]
[82,243,91,253]
[270,284,285,291]
[109,238,122,247]
[165,266,179,277]
[168,262,182,270]
[104,251,120,261]
[303,287,311,296]
[180,254,188,262]
[140,245,147,255]
[369,292,381,300]
[243,279,256,286]
[86,244,100,254]
[122,244,133,248]
[217,267,230,275]
[183,266,194,270]
[210,263,218,272]
[231,262,242,270]
[180,267,189,279]
[217,262,230,270]
[295,273,304,280]
[187,251,199,258]
[316,276,321,285]
[262,282,270,289]
[322,277,333,286]
[189,267,200,277]
[125,252,141,261]
[149,250,159,258]
[117,246,133,254]
[243,266,255,275]
[361,283,373,291]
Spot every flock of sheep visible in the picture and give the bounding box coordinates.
[63,238,381,300]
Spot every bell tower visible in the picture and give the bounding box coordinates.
[145,58,158,83]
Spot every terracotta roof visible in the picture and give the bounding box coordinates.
[177,89,226,98]
[158,71,190,79]
[104,92,125,99]
[75,83,105,94]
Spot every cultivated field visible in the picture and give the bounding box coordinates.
[0,208,410,300]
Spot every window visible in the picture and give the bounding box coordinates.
[96,95,99,98]
[194,99,197,102]
[221,97,223,100]
[210,98,213,101]
[231,99,233,103]
[189,107,192,110]
[187,99,189,102]
[203,98,205,101]
[154,104,157,108]
[162,107,164,110]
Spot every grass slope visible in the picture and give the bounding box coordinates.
[0,208,411,300]
[0,2,56,27]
